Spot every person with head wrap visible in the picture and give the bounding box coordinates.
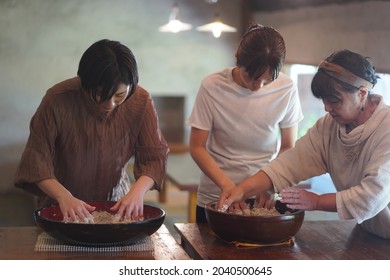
[219,49,390,239]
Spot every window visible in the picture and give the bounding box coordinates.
[375,73,390,104]
[287,64,324,138]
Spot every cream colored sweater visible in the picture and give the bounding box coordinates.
[263,95,390,239]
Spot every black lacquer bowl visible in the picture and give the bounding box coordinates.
[205,199,304,244]
[34,201,165,246]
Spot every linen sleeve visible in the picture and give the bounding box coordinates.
[14,95,58,196]
[133,95,169,191]
[336,133,390,223]
[263,116,330,192]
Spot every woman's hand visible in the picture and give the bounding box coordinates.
[110,175,154,221]
[37,178,95,223]
[279,187,319,210]
[255,191,277,210]
[110,188,144,221]
[217,187,245,211]
[225,201,249,213]
[218,181,248,212]
[57,195,95,223]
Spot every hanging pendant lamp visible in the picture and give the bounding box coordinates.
[196,12,237,38]
[158,2,192,33]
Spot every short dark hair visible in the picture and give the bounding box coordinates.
[311,49,379,101]
[236,24,286,81]
[77,39,139,102]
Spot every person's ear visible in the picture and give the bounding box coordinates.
[358,86,369,102]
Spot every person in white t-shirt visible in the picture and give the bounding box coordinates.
[186,24,304,223]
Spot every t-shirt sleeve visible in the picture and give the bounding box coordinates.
[279,84,304,128]
[186,82,214,131]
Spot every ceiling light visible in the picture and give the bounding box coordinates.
[158,2,192,33]
[196,13,237,38]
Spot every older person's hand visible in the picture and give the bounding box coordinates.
[279,186,319,210]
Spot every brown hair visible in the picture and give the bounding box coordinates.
[77,39,139,102]
[236,24,286,81]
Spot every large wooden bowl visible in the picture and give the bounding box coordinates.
[34,201,165,246]
[205,199,304,244]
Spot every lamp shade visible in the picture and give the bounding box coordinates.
[196,20,237,38]
[158,3,192,33]
[159,20,192,33]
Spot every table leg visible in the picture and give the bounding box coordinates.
[188,191,197,223]
[159,179,168,203]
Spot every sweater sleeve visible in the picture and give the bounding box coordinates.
[336,129,390,223]
[14,94,58,196]
[133,94,169,191]
[263,115,331,192]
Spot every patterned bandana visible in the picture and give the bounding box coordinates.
[318,61,373,90]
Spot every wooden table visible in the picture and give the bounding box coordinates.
[174,220,390,260]
[0,225,190,260]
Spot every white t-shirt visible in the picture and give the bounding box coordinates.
[187,67,304,206]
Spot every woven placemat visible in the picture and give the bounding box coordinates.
[210,230,295,248]
[228,237,295,248]
[35,232,154,252]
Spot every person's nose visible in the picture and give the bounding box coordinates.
[252,81,263,90]
[103,100,115,110]
[109,96,123,108]
[102,99,116,110]
[323,101,332,113]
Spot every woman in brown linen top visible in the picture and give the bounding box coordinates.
[14,39,169,222]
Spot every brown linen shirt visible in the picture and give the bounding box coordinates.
[14,77,169,207]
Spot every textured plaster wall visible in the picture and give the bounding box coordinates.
[0,0,242,193]
[253,1,390,72]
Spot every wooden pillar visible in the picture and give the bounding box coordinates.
[240,0,254,32]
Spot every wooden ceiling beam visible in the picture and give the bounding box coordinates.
[249,0,381,12]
